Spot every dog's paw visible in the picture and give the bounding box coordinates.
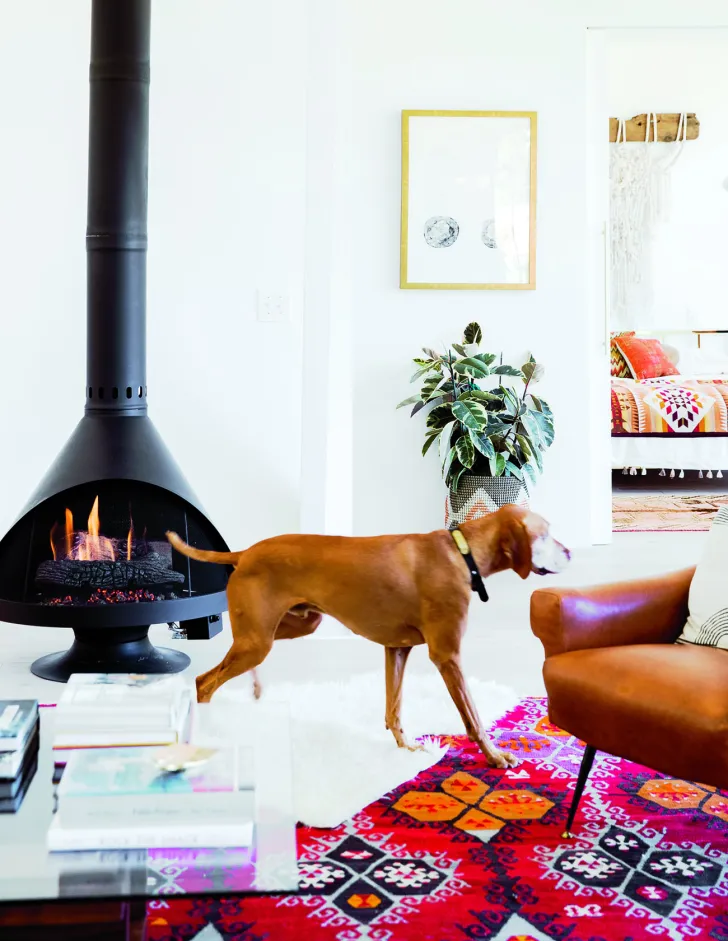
[405,742,426,753]
[488,749,519,769]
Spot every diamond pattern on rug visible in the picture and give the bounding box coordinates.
[146,697,728,941]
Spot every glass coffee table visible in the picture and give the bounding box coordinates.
[0,700,298,938]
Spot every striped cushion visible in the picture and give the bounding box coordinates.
[678,506,728,649]
[610,331,634,378]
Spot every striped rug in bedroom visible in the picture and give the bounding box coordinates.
[613,493,728,531]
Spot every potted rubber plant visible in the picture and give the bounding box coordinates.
[397,322,555,527]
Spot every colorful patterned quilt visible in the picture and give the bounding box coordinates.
[611,377,728,435]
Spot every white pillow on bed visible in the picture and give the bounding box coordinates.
[677,505,728,649]
[679,348,728,376]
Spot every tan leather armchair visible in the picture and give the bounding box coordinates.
[530,566,728,836]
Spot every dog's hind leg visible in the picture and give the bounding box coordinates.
[195,575,283,703]
[385,646,422,751]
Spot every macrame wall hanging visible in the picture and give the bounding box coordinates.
[610,112,692,330]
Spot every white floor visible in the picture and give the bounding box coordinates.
[0,532,704,704]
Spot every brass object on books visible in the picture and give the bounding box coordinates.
[154,744,216,774]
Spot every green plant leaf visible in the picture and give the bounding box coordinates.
[452,399,488,431]
[453,357,491,379]
[523,461,538,490]
[484,417,513,437]
[504,460,524,480]
[528,394,553,418]
[426,403,454,430]
[450,464,468,492]
[529,409,555,448]
[530,444,543,472]
[452,343,467,357]
[469,429,496,459]
[501,388,521,417]
[442,445,456,480]
[426,377,454,402]
[522,360,545,384]
[489,452,507,477]
[411,400,427,417]
[492,365,524,377]
[461,389,503,405]
[439,420,456,469]
[515,433,532,459]
[397,394,421,409]
[473,352,497,367]
[410,361,442,383]
[455,434,475,469]
[422,430,440,457]
[422,347,439,361]
[463,322,483,346]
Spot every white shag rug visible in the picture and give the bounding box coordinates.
[217,671,519,828]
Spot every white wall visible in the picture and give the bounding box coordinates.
[3,0,728,574]
[0,0,306,553]
[347,2,592,547]
[606,28,728,340]
[343,3,728,550]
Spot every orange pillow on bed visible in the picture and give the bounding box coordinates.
[614,336,680,380]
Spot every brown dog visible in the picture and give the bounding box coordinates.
[167,505,570,769]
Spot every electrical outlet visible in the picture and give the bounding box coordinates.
[256,291,289,323]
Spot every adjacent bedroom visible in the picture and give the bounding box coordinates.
[608,28,728,534]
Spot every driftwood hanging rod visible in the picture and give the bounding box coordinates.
[609,113,699,143]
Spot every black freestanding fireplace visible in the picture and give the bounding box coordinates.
[0,0,230,681]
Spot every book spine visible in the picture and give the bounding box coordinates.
[59,791,254,828]
[48,822,254,851]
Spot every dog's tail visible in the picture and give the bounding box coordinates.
[166,531,243,566]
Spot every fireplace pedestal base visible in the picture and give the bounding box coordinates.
[30,625,191,683]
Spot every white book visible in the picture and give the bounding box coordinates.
[53,699,191,750]
[47,816,254,851]
[0,725,39,778]
[0,701,39,753]
[58,674,191,721]
[53,728,186,750]
[57,745,254,829]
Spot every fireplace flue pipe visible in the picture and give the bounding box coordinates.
[86,0,150,414]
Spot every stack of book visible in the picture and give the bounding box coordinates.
[48,744,255,850]
[53,674,193,761]
[0,700,40,813]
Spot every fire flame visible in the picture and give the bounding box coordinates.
[127,513,134,562]
[50,497,135,563]
[65,509,74,558]
[50,522,58,561]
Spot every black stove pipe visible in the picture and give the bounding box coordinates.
[86,0,150,414]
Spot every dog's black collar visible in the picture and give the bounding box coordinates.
[450,528,489,603]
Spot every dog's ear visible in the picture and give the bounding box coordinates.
[501,516,532,580]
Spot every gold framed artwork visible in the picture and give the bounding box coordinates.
[400,110,537,290]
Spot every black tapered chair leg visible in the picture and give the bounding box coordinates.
[562,744,597,839]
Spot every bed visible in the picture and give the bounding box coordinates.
[611,375,728,473]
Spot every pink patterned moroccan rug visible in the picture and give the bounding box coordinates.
[145,697,728,941]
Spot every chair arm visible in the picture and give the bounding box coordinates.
[530,567,695,658]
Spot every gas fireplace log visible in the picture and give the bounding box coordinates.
[35,553,186,590]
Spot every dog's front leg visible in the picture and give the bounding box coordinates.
[384,647,422,751]
[429,647,518,769]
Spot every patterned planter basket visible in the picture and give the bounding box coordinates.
[445,475,529,529]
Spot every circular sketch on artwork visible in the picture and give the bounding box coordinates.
[481,218,498,249]
[423,216,459,248]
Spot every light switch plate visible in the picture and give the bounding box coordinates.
[256,291,289,323]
